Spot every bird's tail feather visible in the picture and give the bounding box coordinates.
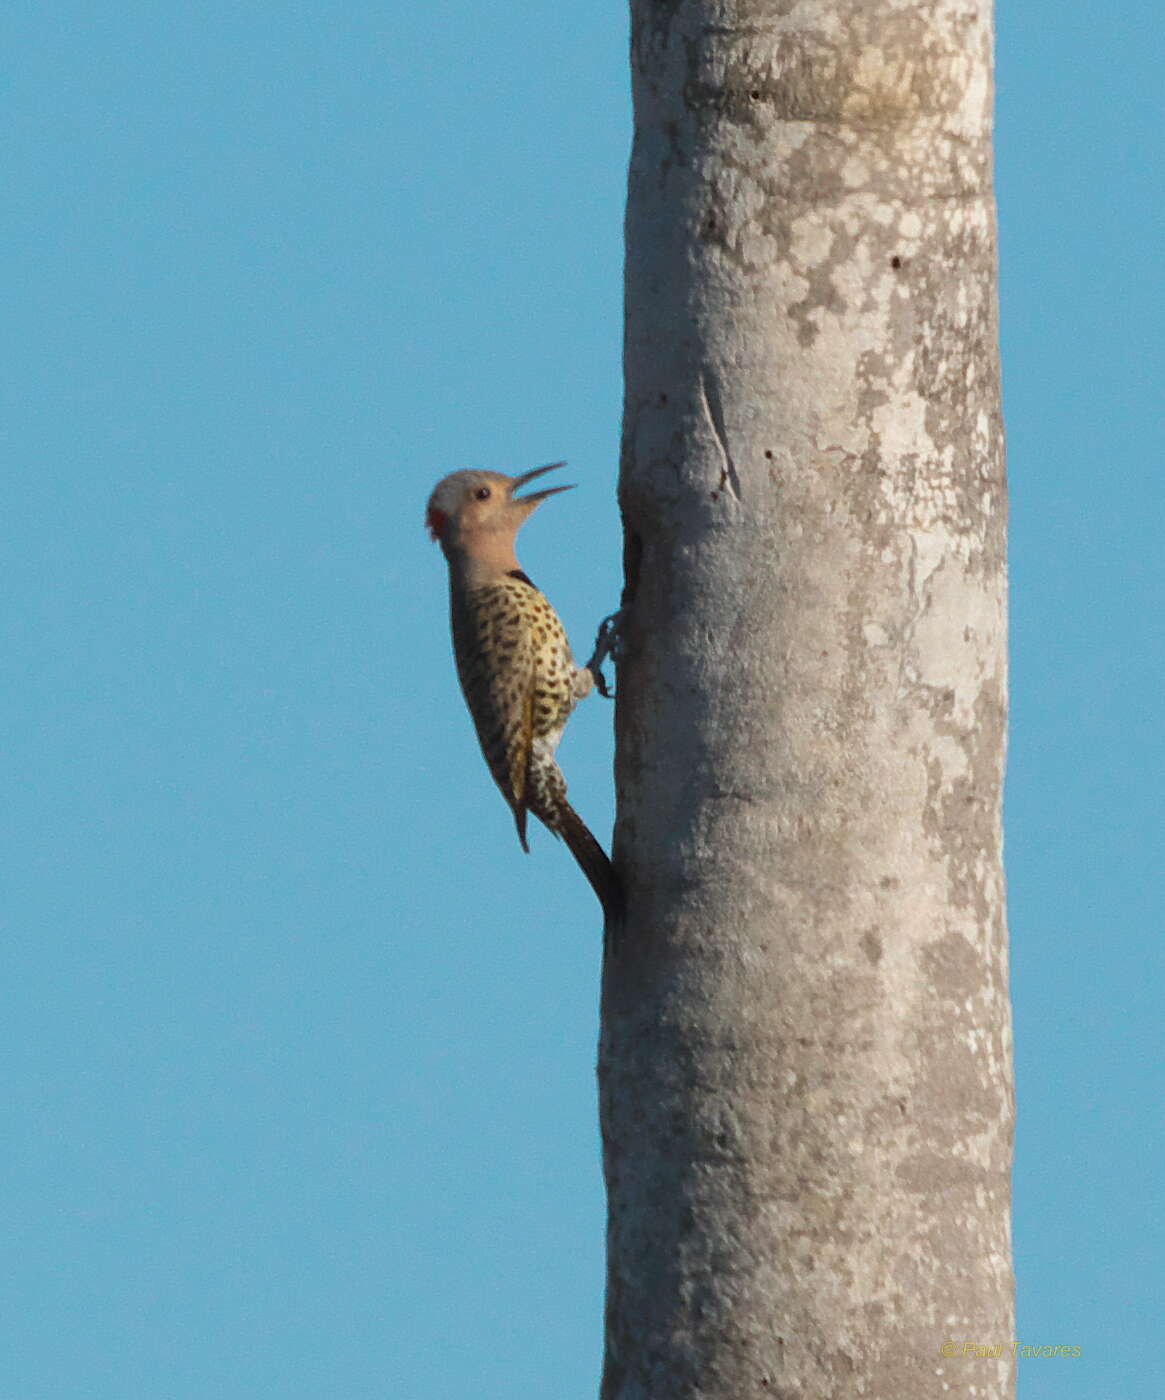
[553,800,623,929]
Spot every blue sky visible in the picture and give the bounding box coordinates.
[2,3,1160,1397]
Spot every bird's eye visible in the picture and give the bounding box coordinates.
[475,486,491,500]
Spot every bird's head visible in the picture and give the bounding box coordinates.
[425,463,573,553]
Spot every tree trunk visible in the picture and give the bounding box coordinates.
[600,2,1012,1398]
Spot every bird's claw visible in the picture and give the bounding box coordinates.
[586,610,624,699]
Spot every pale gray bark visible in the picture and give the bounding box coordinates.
[600,2,1012,1398]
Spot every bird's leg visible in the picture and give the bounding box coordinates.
[586,609,624,699]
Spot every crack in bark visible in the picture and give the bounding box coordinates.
[700,370,743,501]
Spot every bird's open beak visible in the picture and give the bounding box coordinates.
[510,461,575,506]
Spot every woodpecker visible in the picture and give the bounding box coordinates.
[426,463,620,924]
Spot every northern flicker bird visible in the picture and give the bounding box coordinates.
[426,463,620,923]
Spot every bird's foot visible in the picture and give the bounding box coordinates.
[586,610,624,699]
